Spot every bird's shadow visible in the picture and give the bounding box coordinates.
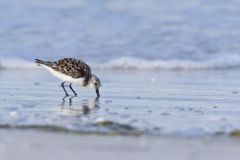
[60,96,100,115]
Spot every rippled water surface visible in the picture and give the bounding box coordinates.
[0,69,240,136]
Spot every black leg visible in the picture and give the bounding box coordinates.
[69,83,77,96]
[61,82,69,97]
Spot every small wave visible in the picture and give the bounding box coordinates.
[1,55,240,70]
[94,55,240,70]
[0,58,37,69]
[0,121,143,136]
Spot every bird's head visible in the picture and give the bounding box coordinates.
[87,74,101,98]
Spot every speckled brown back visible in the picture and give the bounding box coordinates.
[36,58,92,80]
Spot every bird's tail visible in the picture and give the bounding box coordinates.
[35,59,52,66]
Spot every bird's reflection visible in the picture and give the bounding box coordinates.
[61,95,76,107]
[60,96,100,115]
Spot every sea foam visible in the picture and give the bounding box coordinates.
[93,55,240,70]
[0,58,37,69]
[0,55,240,70]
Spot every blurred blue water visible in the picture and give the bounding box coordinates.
[0,0,240,69]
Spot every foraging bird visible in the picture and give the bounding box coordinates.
[35,58,101,98]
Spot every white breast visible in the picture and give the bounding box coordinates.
[43,65,85,85]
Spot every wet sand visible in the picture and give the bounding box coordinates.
[1,130,240,160]
[1,69,240,159]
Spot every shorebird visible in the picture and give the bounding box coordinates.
[35,58,101,98]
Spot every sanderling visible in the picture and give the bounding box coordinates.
[35,58,101,98]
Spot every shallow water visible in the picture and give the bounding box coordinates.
[0,69,240,136]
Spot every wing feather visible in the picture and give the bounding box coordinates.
[40,58,92,80]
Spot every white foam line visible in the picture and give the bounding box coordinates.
[1,55,240,70]
[93,55,240,70]
[0,58,38,69]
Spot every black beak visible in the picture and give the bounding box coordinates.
[96,89,100,98]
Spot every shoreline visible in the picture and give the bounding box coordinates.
[1,129,240,160]
[0,68,240,159]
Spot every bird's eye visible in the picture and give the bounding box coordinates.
[94,83,97,86]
